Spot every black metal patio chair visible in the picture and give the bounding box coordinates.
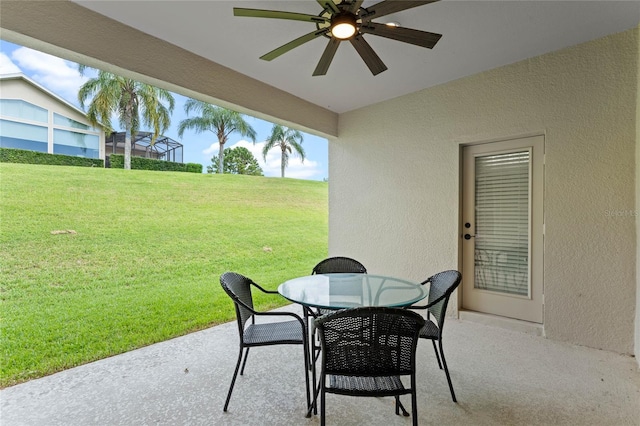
[311,256,367,275]
[314,307,425,426]
[310,256,368,318]
[307,256,369,403]
[407,269,462,402]
[220,272,311,414]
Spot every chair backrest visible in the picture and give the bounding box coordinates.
[425,270,462,329]
[315,307,425,377]
[220,272,255,336]
[312,256,367,275]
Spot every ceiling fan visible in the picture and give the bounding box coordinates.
[233,0,442,76]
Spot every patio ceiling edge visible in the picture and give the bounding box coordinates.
[0,0,339,139]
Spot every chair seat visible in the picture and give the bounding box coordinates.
[418,319,439,340]
[243,320,304,345]
[327,374,407,396]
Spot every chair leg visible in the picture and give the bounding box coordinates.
[396,396,409,416]
[223,346,244,412]
[311,348,318,415]
[432,340,443,369]
[304,309,313,370]
[239,347,250,375]
[302,337,312,418]
[320,381,326,426]
[307,376,321,417]
[411,390,418,426]
[438,340,457,402]
[307,309,319,416]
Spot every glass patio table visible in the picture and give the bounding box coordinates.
[278,273,428,310]
[279,273,428,417]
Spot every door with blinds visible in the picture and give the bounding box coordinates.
[461,136,544,323]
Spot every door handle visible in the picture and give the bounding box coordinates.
[464,233,475,240]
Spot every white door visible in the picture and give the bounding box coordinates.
[461,136,544,323]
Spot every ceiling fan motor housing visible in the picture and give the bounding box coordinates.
[330,12,358,39]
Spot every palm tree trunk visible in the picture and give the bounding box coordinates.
[281,150,286,178]
[218,142,225,174]
[124,132,132,170]
[124,116,132,170]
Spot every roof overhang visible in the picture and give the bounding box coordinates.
[0,0,339,138]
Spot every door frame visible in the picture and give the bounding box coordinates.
[458,134,545,323]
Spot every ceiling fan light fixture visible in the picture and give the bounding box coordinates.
[331,13,357,39]
[234,1,443,77]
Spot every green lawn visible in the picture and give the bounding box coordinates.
[0,163,328,387]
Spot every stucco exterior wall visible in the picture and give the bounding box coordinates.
[0,76,105,159]
[636,27,640,366]
[1,78,87,124]
[332,29,638,354]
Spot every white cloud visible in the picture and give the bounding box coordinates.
[10,47,90,105]
[0,52,21,74]
[202,143,220,157]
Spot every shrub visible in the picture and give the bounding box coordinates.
[186,163,203,173]
[108,154,202,173]
[0,148,104,167]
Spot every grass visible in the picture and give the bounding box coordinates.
[0,163,328,387]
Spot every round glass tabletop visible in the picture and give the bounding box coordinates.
[278,273,428,310]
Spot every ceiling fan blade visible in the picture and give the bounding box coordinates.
[361,1,439,21]
[234,8,328,24]
[350,35,388,76]
[313,38,341,76]
[345,0,365,13]
[360,22,442,49]
[316,0,339,14]
[260,29,328,61]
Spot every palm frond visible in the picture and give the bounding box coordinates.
[264,124,305,176]
[178,100,256,173]
[77,70,175,169]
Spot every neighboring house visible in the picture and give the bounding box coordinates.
[0,74,183,166]
[0,73,105,160]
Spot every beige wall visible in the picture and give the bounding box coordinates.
[332,28,638,354]
[1,78,90,124]
[636,27,640,365]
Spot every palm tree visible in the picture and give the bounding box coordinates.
[78,65,175,170]
[263,124,305,178]
[177,100,256,174]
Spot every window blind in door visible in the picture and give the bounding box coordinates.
[474,150,530,297]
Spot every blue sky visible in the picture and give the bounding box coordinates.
[0,40,328,180]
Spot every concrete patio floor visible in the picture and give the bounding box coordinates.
[2,305,639,426]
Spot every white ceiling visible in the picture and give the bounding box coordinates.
[74,0,639,113]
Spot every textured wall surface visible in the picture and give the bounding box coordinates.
[636,29,640,365]
[332,28,638,354]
